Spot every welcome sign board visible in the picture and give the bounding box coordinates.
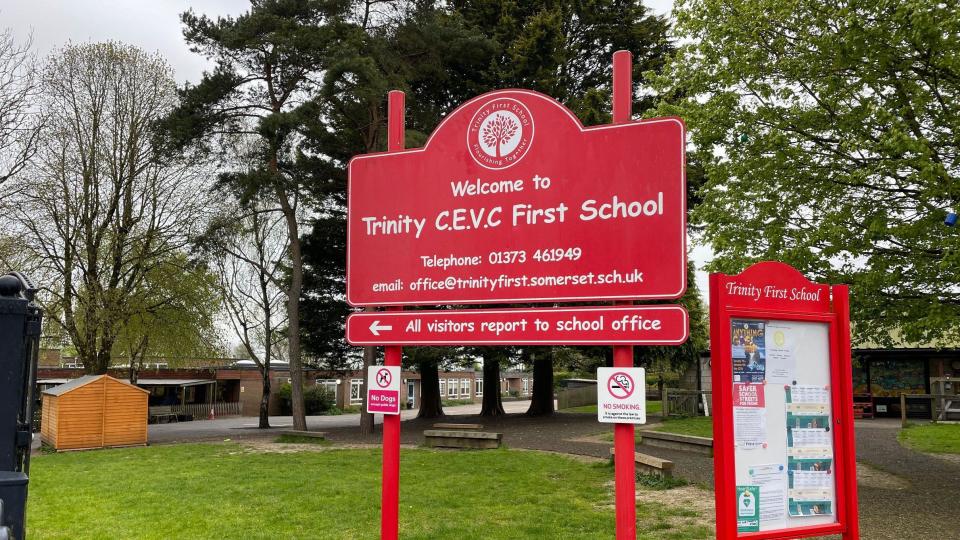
[346,90,686,306]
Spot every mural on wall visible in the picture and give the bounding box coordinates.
[854,360,926,397]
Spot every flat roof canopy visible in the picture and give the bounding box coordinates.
[136,379,215,387]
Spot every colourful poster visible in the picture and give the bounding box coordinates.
[737,485,761,532]
[733,383,765,408]
[732,320,766,383]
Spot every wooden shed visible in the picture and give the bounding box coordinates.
[40,375,149,451]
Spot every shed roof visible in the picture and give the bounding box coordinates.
[42,374,149,396]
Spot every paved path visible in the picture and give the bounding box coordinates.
[150,408,960,539]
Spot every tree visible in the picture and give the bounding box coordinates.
[0,28,40,186]
[652,0,960,346]
[474,346,520,417]
[202,201,290,428]
[634,262,709,395]
[162,0,352,431]
[452,0,672,120]
[525,346,555,416]
[298,1,497,431]
[406,347,446,419]
[447,0,677,417]
[15,42,206,374]
[115,254,224,383]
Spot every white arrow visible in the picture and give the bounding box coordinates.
[369,320,393,336]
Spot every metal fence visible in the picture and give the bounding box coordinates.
[168,402,241,419]
[898,393,960,427]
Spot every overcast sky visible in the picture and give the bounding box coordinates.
[3,0,677,84]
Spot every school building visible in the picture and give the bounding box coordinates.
[35,351,533,418]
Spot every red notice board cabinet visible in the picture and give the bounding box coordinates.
[709,261,859,540]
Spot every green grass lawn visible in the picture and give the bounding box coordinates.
[600,415,714,442]
[898,423,960,454]
[28,443,711,540]
[651,416,714,439]
[562,401,663,415]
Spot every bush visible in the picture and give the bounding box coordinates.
[277,383,336,415]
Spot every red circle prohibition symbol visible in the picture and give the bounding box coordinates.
[376,368,393,388]
[607,371,635,400]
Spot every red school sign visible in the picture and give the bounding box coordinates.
[349,50,687,540]
[709,261,859,540]
[346,89,686,306]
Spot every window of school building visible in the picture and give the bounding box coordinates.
[316,379,338,401]
[475,378,483,397]
[350,379,363,404]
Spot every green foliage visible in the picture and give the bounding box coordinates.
[452,0,673,120]
[277,382,336,414]
[113,253,224,365]
[653,0,960,346]
[634,261,709,376]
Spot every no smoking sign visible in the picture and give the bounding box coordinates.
[597,367,646,424]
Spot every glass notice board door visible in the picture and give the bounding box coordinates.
[731,319,838,533]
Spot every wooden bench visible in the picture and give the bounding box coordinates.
[148,406,178,424]
[610,448,675,478]
[424,429,501,449]
[278,430,327,439]
[637,430,713,456]
[432,423,483,431]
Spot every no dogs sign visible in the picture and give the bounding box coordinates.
[597,367,647,424]
[367,365,401,415]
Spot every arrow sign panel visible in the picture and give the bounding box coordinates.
[369,320,393,336]
[346,305,688,346]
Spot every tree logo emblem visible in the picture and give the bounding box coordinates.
[467,97,534,169]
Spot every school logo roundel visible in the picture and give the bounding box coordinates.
[467,97,534,169]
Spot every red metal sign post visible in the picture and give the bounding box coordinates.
[709,261,859,540]
[380,90,404,540]
[611,49,636,540]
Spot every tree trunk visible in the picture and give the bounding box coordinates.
[276,185,307,431]
[359,345,375,435]
[259,367,271,429]
[128,335,149,384]
[416,359,444,419]
[480,357,505,417]
[526,349,555,416]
